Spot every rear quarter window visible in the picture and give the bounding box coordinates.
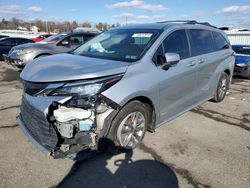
[188,29,214,56]
[213,32,229,51]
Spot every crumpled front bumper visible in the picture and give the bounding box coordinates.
[234,64,250,78]
[3,54,25,68]
[17,117,51,156]
[17,92,119,159]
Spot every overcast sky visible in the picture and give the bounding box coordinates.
[0,0,250,28]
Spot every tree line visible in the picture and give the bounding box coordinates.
[0,17,121,32]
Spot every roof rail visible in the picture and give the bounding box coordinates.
[157,20,217,28]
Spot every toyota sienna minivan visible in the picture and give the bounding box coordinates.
[18,21,235,159]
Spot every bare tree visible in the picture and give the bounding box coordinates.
[0,17,120,32]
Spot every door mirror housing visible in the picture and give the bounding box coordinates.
[160,53,180,70]
[61,40,69,46]
[165,53,180,65]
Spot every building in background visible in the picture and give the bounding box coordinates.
[222,28,250,45]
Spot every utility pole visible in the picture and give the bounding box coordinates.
[45,20,48,33]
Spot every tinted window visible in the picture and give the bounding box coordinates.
[163,30,190,59]
[84,34,96,42]
[16,38,33,44]
[213,32,229,50]
[189,29,214,56]
[69,35,84,45]
[0,38,16,45]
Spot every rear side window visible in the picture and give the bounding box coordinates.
[213,32,229,51]
[3,38,16,45]
[16,38,32,44]
[188,29,214,56]
[163,30,190,59]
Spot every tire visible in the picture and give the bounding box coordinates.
[211,72,229,102]
[246,66,250,80]
[107,101,148,150]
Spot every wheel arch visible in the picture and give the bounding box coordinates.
[224,69,231,76]
[34,53,52,59]
[123,96,157,132]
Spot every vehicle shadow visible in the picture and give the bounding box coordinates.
[58,149,179,188]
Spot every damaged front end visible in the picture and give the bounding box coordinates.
[18,75,122,159]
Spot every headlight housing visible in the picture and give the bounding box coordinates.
[13,49,33,56]
[51,83,103,96]
[36,74,123,97]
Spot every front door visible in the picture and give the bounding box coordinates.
[156,29,198,125]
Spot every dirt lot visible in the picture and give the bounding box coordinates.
[0,62,249,188]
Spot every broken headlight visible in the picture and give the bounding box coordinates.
[50,83,103,96]
[37,74,123,98]
[15,49,33,56]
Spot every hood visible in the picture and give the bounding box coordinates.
[20,54,129,82]
[235,54,250,65]
[12,42,51,50]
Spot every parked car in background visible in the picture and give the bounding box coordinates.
[18,21,234,159]
[0,35,9,39]
[232,45,250,79]
[4,31,99,68]
[0,37,34,60]
[31,33,54,42]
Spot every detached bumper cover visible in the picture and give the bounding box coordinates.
[18,96,59,156]
[17,117,51,156]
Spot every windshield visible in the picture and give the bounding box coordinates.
[232,46,250,55]
[74,28,161,62]
[42,33,68,42]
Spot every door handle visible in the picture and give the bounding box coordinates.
[197,58,205,64]
[188,61,196,67]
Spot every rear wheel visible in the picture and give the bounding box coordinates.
[212,72,229,102]
[108,101,148,150]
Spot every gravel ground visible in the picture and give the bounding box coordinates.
[0,62,249,188]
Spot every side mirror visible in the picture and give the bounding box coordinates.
[165,53,180,64]
[61,40,69,46]
[160,53,180,70]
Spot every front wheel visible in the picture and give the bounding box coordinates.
[108,101,148,150]
[211,72,229,102]
[246,66,250,80]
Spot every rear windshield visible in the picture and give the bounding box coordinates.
[74,28,162,62]
[232,46,250,55]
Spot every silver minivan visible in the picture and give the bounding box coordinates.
[18,21,235,159]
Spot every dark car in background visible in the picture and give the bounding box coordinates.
[0,37,34,60]
[4,31,99,68]
[0,35,9,39]
[31,34,54,42]
[232,45,250,79]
